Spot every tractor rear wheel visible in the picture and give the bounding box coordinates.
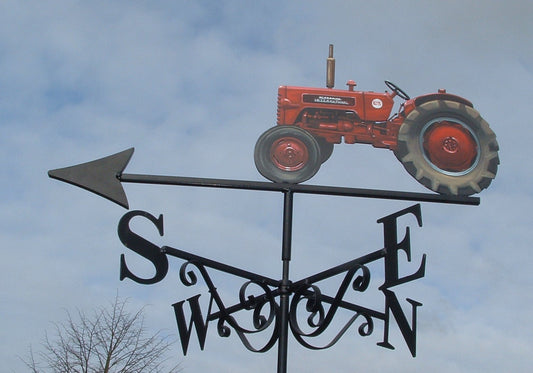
[394,100,499,196]
[254,126,321,183]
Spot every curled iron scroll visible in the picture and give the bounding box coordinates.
[289,264,374,350]
[177,260,280,353]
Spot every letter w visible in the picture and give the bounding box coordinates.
[172,294,213,355]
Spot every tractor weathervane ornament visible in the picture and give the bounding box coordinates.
[48,45,497,373]
[255,44,499,195]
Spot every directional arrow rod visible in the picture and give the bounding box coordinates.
[48,148,480,209]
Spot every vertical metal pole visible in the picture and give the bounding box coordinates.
[277,190,293,373]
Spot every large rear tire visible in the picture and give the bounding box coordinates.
[254,126,321,183]
[394,100,499,195]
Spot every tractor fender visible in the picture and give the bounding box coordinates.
[413,92,473,108]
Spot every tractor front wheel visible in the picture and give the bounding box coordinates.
[394,100,499,196]
[254,126,321,183]
[316,136,334,164]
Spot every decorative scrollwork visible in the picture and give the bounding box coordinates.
[175,258,281,353]
[289,284,327,338]
[220,280,278,336]
[358,313,374,337]
[162,213,424,358]
[216,280,280,353]
[217,318,231,338]
[179,261,199,286]
[289,264,375,350]
[238,281,277,331]
[352,264,370,292]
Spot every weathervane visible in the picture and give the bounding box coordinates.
[48,147,478,372]
[48,45,495,372]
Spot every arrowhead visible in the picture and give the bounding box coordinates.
[48,148,134,209]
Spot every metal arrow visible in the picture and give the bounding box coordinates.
[48,148,134,208]
[48,148,480,208]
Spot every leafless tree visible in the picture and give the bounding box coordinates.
[23,295,181,373]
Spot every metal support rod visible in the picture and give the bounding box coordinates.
[161,245,279,287]
[119,173,480,206]
[278,190,294,373]
[282,191,294,262]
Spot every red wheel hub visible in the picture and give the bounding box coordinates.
[270,137,309,171]
[423,121,478,173]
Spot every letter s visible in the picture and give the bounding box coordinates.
[118,210,169,284]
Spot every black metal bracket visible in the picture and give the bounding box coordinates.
[48,148,479,373]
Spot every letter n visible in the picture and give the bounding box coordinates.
[172,294,212,355]
[378,289,422,357]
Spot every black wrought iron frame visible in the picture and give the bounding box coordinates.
[48,148,479,372]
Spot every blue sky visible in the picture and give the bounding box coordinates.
[1,1,532,372]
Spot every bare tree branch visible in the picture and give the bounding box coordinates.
[22,295,182,373]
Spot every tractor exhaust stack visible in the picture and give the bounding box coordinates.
[326,44,335,89]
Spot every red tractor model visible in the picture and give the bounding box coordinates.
[254,45,499,196]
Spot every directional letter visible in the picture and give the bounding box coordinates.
[172,294,213,355]
[377,204,426,357]
[378,204,425,289]
[117,210,169,284]
[378,291,422,357]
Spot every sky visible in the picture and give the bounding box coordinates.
[1,0,532,372]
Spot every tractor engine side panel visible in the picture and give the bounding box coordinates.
[277,86,363,126]
[362,92,395,121]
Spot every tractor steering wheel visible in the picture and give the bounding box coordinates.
[385,80,410,100]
